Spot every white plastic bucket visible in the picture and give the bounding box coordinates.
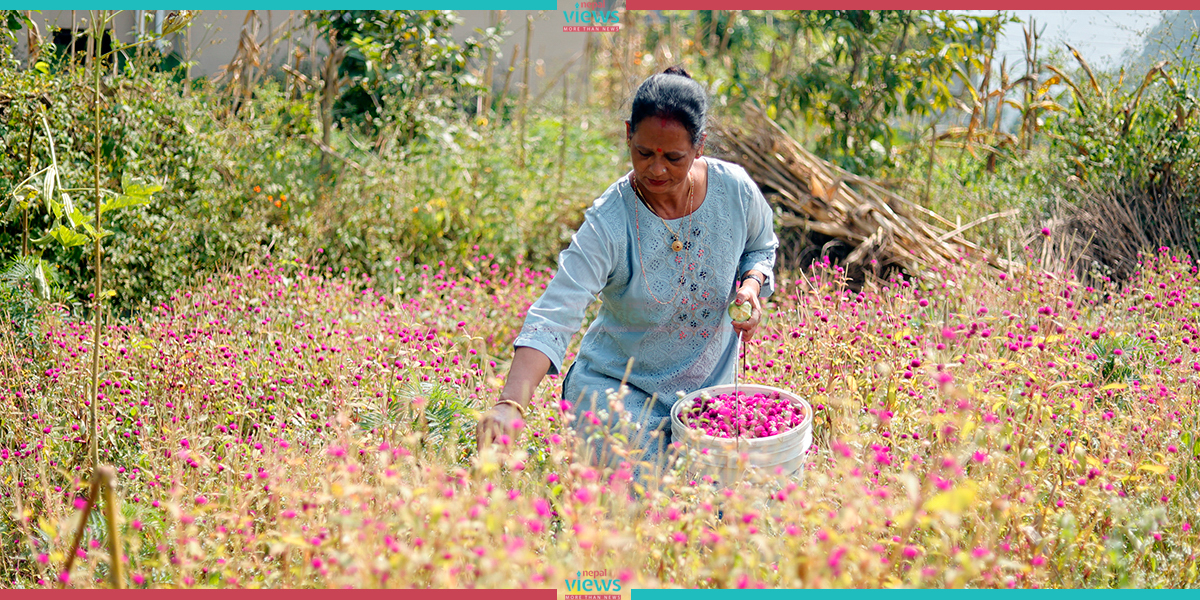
[670,384,813,485]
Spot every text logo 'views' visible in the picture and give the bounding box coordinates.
[563,2,620,32]
[565,569,622,599]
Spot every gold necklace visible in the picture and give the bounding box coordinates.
[631,173,695,305]
[631,174,693,252]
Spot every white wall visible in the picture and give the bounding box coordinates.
[15,8,602,97]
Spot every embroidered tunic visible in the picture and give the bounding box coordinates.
[514,158,778,406]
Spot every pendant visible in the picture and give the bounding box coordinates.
[671,239,683,252]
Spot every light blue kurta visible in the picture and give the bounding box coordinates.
[514,158,778,464]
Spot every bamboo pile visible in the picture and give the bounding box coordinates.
[711,105,1011,280]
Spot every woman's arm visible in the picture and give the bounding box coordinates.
[733,167,778,341]
[476,346,552,448]
[477,196,620,451]
[500,346,553,409]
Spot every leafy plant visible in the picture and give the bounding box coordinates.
[305,10,498,148]
[1046,50,1199,194]
[0,255,73,349]
[632,11,1006,175]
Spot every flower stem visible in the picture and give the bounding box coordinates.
[87,9,107,470]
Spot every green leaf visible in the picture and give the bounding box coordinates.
[122,174,164,198]
[71,208,89,231]
[101,177,162,215]
[32,262,50,300]
[1138,463,1168,475]
[1,194,18,224]
[42,164,56,209]
[34,223,90,248]
[61,193,77,227]
[160,10,196,36]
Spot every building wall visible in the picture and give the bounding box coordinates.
[15,8,600,98]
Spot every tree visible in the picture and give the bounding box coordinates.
[305,11,498,150]
[697,10,1004,175]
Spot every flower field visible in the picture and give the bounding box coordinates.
[2,247,1199,589]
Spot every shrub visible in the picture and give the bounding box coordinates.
[3,37,621,315]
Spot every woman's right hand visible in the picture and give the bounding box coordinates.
[475,401,525,452]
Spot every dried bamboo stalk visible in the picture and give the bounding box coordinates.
[711,104,1004,279]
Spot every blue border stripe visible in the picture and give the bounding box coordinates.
[1,2,558,9]
[631,592,1194,598]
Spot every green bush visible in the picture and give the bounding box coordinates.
[3,34,622,315]
[1046,58,1200,199]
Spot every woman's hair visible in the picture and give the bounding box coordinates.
[629,66,708,146]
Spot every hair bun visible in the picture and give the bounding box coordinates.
[662,65,692,79]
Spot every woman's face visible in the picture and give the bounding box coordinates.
[626,117,703,198]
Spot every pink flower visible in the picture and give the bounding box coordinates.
[573,487,594,504]
[972,451,987,463]
[827,546,848,574]
[903,545,918,559]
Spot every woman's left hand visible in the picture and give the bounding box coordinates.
[732,279,763,341]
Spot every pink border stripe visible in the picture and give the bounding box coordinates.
[0,590,557,599]
[625,2,1194,9]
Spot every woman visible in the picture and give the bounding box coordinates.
[476,66,778,474]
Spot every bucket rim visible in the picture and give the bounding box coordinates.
[670,383,813,446]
